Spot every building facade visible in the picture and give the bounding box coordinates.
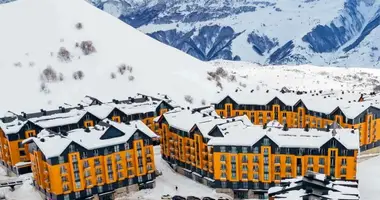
[156,107,359,199]
[0,107,100,175]
[213,89,380,152]
[24,120,157,200]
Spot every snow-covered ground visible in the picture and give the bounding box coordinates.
[121,146,231,200]
[357,155,380,200]
[0,168,40,200]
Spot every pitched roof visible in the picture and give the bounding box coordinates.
[208,125,359,150]
[24,119,157,159]
[214,89,380,119]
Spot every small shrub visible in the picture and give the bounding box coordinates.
[216,81,223,90]
[110,72,116,79]
[75,22,83,30]
[184,95,193,104]
[57,47,71,62]
[118,64,127,75]
[201,99,206,105]
[14,62,22,67]
[126,65,133,73]
[40,66,58,82]
[215,67,228,78]
[207,76,212,81]
[374,85,380,92]
[59,73,64,81]
[80,41,96,55]
[40,83,50,94]
[228,74,237,82]
[128,75,135,81]
[73,71,84,80]
[239,82,247,88]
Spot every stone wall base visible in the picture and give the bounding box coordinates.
[216,188,234,198]
[361,146,380,155]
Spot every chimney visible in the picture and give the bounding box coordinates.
[59,106,65,113]
[40,109,47,116]
[78,104,84,109]
[21,112,26,118]
[250,89,254,93]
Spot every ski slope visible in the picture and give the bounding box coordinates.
[0,0,216,114]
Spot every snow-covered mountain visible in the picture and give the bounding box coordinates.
[2,0,380,116]
[86,0,380,67]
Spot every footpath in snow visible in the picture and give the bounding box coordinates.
[358,155,380,200]
[123,146,231,200]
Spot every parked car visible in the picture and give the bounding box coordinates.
[172,195,186,200]
[202,197,215,200]
[161,194,172,200]
[187,196,201,200]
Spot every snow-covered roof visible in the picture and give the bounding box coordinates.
[208,125,359,150]
[28,109,87,128]
[267,120,284,128]
[0,117,28,135]
[194,115,253,138]
[214,89,380,119]
[269,171,359,200]
[25,119,157,159]
[84,104,114,119]
[162,107,216,132]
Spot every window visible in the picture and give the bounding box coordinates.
[126,152,132,159]
[63,184,69,192]
[231,147,237,153]
[341,158,347,166]
[231,172,236,179]
[242,173,248,179]
[231,156,236,163]
[220,146,226,152]
[275,174,280,180]
[83,160,89,168]
[319,158,325,165]
[319,168,325,174]
[263,148,269,155]
[125,143,130,150]
[263,138,270,145]
[286,156,291,164]
[58,156,64,164]
[220,155,226,162]
[75,192,80,199]
[75,182,81,189]
[147,173,152,180]
[308,157,313,165]
[221,164,226,170]
[64,195,70,200]
[253,165,259,172]
[221,172,227,178]
[254,173,259,180]
[341,168,347,175]
[242,147,248,153]
[86,188,92,196]
[86,179,92,186]
[221,181,227,188]
[286,166,291,173]
[116,154,121,161]
[253,147,259,154]
[69,145,75,153]
[264,174,269,181]
[253,156,259,163]
[138,176,143,183]
[242,155,248,163]
[275,156,280,163]
[98,185,103,193]
[114,145,120,152]
[264,165,269,173]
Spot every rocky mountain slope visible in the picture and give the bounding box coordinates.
[89,0,380,67]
